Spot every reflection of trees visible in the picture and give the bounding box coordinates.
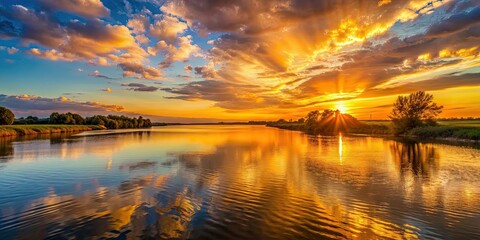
[389,140,439,177]
[0,137,14,164]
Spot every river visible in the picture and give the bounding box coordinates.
[0,125,479,239]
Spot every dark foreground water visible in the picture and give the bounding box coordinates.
[0,125,480,239]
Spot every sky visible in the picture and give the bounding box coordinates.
[0,0,479,122]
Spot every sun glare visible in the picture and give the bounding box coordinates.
[335,102,348,113]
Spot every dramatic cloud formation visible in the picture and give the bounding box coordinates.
[1,0,480,119]
[0,4,155,79]
[157,0,480,118]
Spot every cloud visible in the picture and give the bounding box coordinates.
[162,80,284,110]
[127,14,150,34]
[0,94,124,117]
[2,0,479,118]
[184,65,192,73]
[121,83,159,92]
[6,47,18,54]
[0,5,156,78]
[26,48,76,61]
[150,35,201,68]
[360,72,480,98]
[38,0,110,18]
[90,70,114,79]
[118,62,162,79]
[194,66,217,79]
[101,88,112,92]
[155,0,480,116]
[135,34,150,45]
[425,5,480,37]
[149,15,187,43]
[0,20,19,37]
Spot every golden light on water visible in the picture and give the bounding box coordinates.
[338,133,343,163]
[1,126,480,238]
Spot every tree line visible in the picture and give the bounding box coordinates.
[0,108,152,129]
[49,112,152,129]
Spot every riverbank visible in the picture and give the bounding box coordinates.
[0,125,106,137]
[267,121,480,142]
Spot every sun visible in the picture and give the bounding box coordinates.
[335,102,348,113]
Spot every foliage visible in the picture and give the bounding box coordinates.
[85,115,152,129]
[14,116,49,124]
[43,112,152,129]
[0,106,15,125]
[389,91,443,135]
[49,112,85,125]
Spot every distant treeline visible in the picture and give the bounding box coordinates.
[15,112,152,129]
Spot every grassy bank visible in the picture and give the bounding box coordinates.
[268,120,480,141]
[0,125,105,137]
[267,122,391,135]
[409,126,480,141]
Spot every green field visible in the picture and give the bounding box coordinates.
[0,125,105,137]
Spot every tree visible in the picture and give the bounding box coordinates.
[105,119,119,129]
[0,106,15,125]
[49,112,60,124]
[72,113,85,125]
[305,111,320,125]
[89,116,105,126]
[389,91,443,135]
[320,109,335,120]
[305,110,320,132]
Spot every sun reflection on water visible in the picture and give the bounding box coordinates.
[0,126,479,239]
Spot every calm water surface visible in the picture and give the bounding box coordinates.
[1,125,480,239]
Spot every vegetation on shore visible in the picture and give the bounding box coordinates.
[268,91,480,141]
[0,125,106,137]
[0,106,15,125]
[0,107,153,136]
[269,118,480,141]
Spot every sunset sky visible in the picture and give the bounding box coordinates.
[1,0,479,122]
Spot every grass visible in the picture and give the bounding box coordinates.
[0,124,105,137]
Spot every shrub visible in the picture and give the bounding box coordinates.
[0,106,15,125]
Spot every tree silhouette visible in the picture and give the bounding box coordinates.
[390,91,443,135]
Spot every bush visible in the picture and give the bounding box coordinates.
[0,106,15,125]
